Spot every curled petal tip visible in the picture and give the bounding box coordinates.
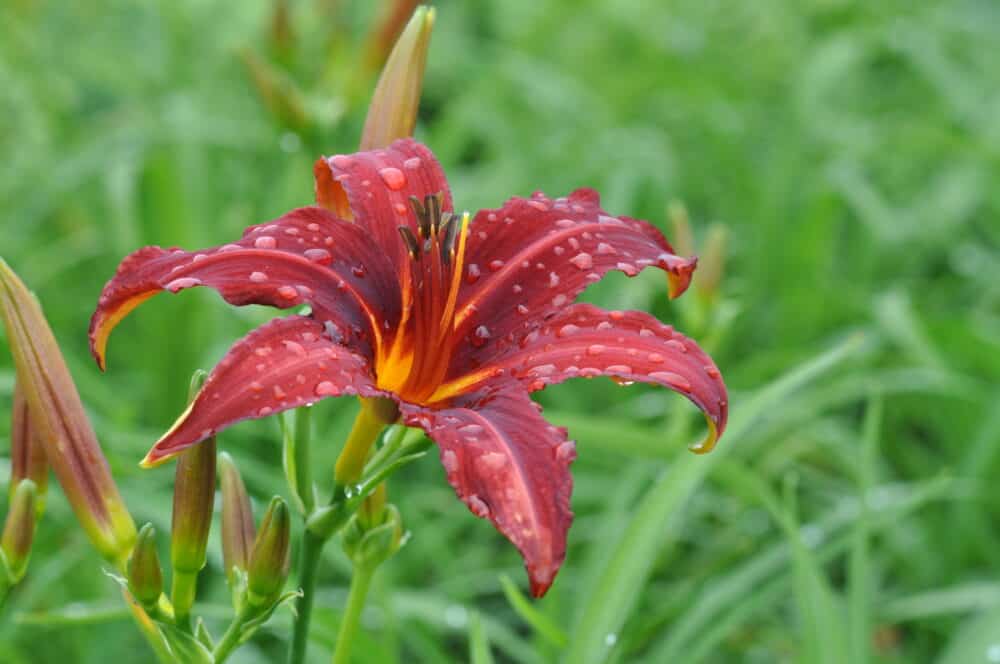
[688,414,720,455]
[667,256,697,299]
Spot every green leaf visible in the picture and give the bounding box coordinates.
[936,608,1000,664]
[563,336,867,664]
[499,575,567,648]
[468,611,496,664]
[159,622,214,664]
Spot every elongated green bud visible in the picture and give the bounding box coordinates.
[1,479,37,583]
[219,452,255,583]
[127,524,164,610]
[359,5,435,150]
[0,260,135,567]
[10,381,48,516]
[247,496,291,607]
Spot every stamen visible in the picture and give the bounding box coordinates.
[397,226,420,259]
[409,196,430,238]
[427,193,443,234]
[439,215,459,264]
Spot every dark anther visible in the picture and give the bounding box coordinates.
[398,226,420,259]
[439,215,459,264]
[426,193,443,234]
[409,196,431,238]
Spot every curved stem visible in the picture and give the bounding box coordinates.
[287,530,326,664]
[331,564,375,664]
[171,569,198,631]
[213,606,251,663]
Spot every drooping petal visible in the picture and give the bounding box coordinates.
[449,189,696,366]
[90,206,400,370]
[142,316,380,466]
[442,303,727,453]
[315,138,453,271]
[398,387,575,597]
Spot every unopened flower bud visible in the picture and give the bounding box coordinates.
[342,504,404,569]
[10,381,48,516]
[1,479,37,583]
[171,437,216,575]
[127,523,164,610]
[219,452,255,583]
[359,5,435,151]
[695,224,728,302]
[247,496,291,607]
[0,260,135,567]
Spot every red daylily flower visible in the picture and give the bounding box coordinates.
[90,139,728,596]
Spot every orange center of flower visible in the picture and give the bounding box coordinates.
[375,195,471,405]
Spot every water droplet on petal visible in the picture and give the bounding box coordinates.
[330,155,352,169]
[307,223,321,232]
[666,339,687,353]
[555,218,575,228]
[465,264,481,284]
[277,286,299,300]
[304,248,332,264]
[477,452,507,471]
[586,344,605,356]
[489,259,505,271]
[649,371,692,391]
[517,304,529,315]
[596,242,616,255]
[249,271,268,283]
[379,167,406,190]
[441,449,458,473]
[548,272,561,287]
[282,340,307,357]
[273,385,286,399]
[556,440,577,462]
[706,365,720,379]
[352,265,366,278]
[557,324,580,337]
[530,364,557,376]
[315,381,338,396]
[254,236,277,249]
[165,277,202,292]
[552,294,568,307]
[257,406,273,417]
[648,353,664,363]
[471,325,491,347]
[467,495,490,517]
[403,157,422,170]
[570,253,593,270]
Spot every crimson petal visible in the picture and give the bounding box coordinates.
[90,206,400,369]
[315,138,454,272]
[452,303,727,453]
[399,388,575,597]
[450,189,696,367]
[142,316,379,466]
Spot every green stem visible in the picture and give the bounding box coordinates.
[287,530,326,664]
[171,569,198,630]
[331,564,375,664]
[213,606,251,663]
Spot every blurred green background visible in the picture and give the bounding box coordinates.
[2,0,999,662]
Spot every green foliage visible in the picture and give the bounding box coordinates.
[1,0,997,661]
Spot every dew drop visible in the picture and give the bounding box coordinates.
[477,452,507,470]
[555,218,575,228]
[304,248,332,264]
[352,265,367,278]
[596,321,613,331]
[441,449,458,473]
[403,157,422,170]
[665,339,687,353]
[650,371,692,391]
[517,304,529,315]
[616,261,638,274]
[648,352,664,363]
[705,365,720,379]
[465,264,481,284]
[607,364,632,374]
[284,227,300,236]
[249,271,268,283]
[586,344,605,356]
[596,242,616,255]
[556,440,577,462]
[553,246,565,256]
[548,272,561,287]
[254,236,277,249]
[277,286,298,300]
[257,406,273,416]
[557,324,580,337]
[379,167,406,190]
[282,340,307,357]
[307,223,321,232]
[489,259,505,271]
[314,381,338,396]
[165,277,202,292]
[330,155,352,169]
[512,283,523,294]
[530,364,557,376]
[273,385,286,399]
[639,328,655,338]
[467,495,490,517]
[569,252,593,270]
[552,294,568,307]
[471,325,491,347]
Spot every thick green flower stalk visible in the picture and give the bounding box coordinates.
[0,260,135,568]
